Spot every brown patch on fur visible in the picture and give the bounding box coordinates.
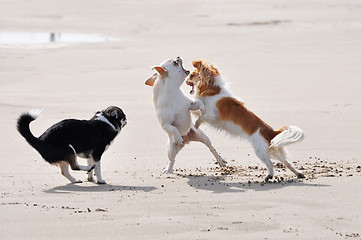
[145,73,157,86]
[191,59,221,97]
[153,66,168,76]
[198,85,221,97]
[216,97,281,143]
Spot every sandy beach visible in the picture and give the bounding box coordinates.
[1,0,361,239]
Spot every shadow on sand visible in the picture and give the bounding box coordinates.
[44,183,157,194]
[176,174,330,193]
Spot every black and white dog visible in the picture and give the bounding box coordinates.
[17,106,127,184]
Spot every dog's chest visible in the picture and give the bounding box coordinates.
[154,89,193,135]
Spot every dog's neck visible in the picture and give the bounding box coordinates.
[193,75,233,100]
[94,113,119,132]
[153,77,184,102]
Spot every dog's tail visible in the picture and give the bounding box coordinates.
[17,109,43,151]
[270,126,304,149]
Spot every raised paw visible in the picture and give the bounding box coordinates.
[173,135,184,146]
[190,100,205,112]
[198,101,205,112]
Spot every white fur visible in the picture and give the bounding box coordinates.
[94,161,105,184]
[95,113,118,132]
[270,126,304,148]
[249,130,274,178]
[120,119,127,128]
[27,109,43,119]
[148,57,227,173]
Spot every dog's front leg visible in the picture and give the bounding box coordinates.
[161,123,184,146]
[190,100,205,129]
[92,150,106,184]
[94,161,106,184]
[189,100,205,112]
[87,158,94,182]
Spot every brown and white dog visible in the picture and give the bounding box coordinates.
[186,59,305,181]
[145,57,227,173]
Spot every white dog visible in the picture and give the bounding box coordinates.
[145,57,227,173]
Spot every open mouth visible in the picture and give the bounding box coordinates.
[186,81,195,95]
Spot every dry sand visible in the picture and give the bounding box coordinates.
[1,0,361,239]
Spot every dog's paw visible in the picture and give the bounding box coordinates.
[87,176,94,182]
[96,179,107,184]
[198,101,205,112]
[297,173,305,179]
[190,100,205,112]
[217,157,227,167]
[265,175,273,182]
[173,135,184,146]
[162,168,173,174]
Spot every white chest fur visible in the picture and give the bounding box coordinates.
[153,81,192,136]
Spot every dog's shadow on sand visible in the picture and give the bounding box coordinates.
[176,174,330,193]
[44,183,157,194]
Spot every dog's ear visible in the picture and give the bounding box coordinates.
[145,73,158,86]
[192,60,202,69]
[153,66,168,76]
[110,110,118,118]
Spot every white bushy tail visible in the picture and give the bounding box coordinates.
[270,126,304,149]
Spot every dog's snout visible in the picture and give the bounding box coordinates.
[176,56,182,63]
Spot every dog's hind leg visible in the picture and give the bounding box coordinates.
[57,161,82,183]
[271,147,305,179]
[163,140,184,174]
[68,144,95,172]
[186,128,227,167]
[251,133,274,181]
[161,123,184,146]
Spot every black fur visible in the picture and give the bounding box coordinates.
[17,106,126,168]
